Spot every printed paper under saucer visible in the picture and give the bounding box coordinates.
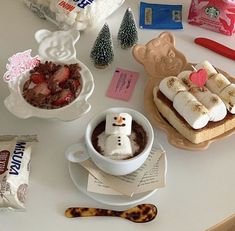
[80,146,166,197]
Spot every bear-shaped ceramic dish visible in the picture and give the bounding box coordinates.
[4,28,94,121]
[133,32,235,150]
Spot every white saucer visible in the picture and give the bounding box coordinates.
[68,161,158,207]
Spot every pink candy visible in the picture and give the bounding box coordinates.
[188,0,235,35]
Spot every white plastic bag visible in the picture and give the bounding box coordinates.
[0,135,37,210]
[24,0,125,30]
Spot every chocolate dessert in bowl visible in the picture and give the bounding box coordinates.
[4,28,94,121]
[65,107,154,176]
[22,61,82,110]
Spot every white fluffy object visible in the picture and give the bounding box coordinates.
[105,113,132,136]
[104,134,133,160]
[24,0,125,30]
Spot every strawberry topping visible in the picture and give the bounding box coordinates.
[33,82,51,96]
[23,62,81,109]
[52,66,70,84]
[30,73,46,84]
[66,79,81,93]
[52,89,74,106]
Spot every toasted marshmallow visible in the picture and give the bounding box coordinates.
[195,61,230,94]
[195,60,217,77]
[159,76,187,101]
[178,70,227,121]
[189,87,227,121]
[206,73,231,95]
[177,70,194,89]
[173,91,210,129]
[104,134,133,160]
[219,84,235,114]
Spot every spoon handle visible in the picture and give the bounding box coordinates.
[65,207,122,218]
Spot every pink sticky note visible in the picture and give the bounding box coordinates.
[106,68,139,101]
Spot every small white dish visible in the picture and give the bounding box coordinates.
[4,28,94,121]
[4,60,94,121]
[68,161,158,207]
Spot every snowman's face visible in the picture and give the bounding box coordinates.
[105,113,132,135]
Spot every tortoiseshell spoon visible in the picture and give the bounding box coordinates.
[65,204,157,223]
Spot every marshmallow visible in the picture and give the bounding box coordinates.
[206,73,231,95]
[104,134,133,160]
[189,87,227,121]
[159,76,187,101]
[173,91,210,129]
[178,70,227,121]
[195,61,230,94]
[177,70,195,89]
[219,83,235,114]
[195,60,218,77]
[105,113,132,135]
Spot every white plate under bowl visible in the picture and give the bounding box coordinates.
[68,161,158,207]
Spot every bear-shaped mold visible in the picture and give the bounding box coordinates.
[133,32,187,79]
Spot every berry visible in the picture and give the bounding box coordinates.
[30,73,46,84]
[70,79,81,92]
[52,66,70,84]
[33,82,51,96]
[52,89,73,106]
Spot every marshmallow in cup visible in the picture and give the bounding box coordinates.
[65,107,154,176]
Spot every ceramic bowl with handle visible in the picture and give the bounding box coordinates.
[4,28,94,121]
[65,107,154,175]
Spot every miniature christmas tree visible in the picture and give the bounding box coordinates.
[117,7,138,49]
[90,23,114,69]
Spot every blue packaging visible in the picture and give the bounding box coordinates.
[139,2,183,29]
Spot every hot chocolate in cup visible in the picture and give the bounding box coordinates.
[65,107,154,176]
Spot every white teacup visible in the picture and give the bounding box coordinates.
[65,107,154,175]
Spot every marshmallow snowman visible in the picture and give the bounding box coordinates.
[104,113,133,160]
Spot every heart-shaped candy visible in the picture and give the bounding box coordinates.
[189,69,208,88]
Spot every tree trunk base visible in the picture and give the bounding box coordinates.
[94,64,108,69]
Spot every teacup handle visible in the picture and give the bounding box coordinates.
[65,143,89,163]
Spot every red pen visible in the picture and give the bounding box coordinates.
[194,37,235,60]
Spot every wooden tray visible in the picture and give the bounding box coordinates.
[133,32,235,151]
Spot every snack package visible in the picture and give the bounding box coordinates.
[0,135,37,211]
[139,2,183,30]
[188,0,235,36]
[24,0,125,30]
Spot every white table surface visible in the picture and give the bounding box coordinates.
[0,1,235,231]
